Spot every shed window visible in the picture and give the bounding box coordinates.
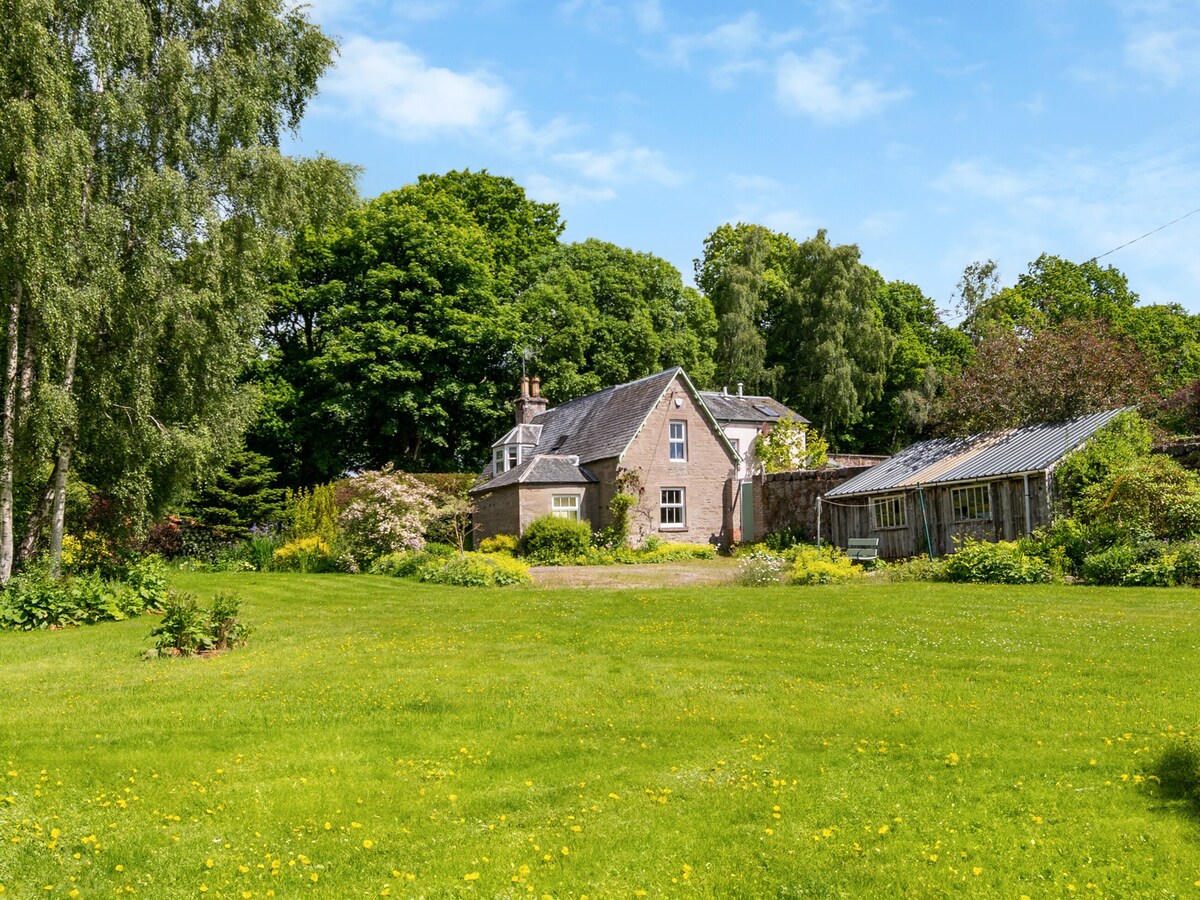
[872,495,907,530]
[669,421,687,461]
[952,484,991,521]
[551,495,580,521]
[660,487,686,528]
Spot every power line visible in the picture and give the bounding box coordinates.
[1088,205,1200,263]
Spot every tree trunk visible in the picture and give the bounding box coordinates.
[0,281,22,583]
[16,466,57,566]
[48,335,78,576]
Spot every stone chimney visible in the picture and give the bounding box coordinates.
[514,375,549,424]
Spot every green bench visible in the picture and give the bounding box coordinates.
[846,537,879,564]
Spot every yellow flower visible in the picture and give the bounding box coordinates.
[878,825,889,835]
[363,839,374,849]
[561,846,569,856]
[464,872,480,881]
[972,867,983,876]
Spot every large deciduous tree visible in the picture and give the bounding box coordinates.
[936,319,1153,434]
[0,0,339,579]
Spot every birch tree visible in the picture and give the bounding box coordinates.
[0,0,340,580]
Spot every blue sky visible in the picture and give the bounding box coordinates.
[285,0,1200,315]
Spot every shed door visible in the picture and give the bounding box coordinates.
[741,482,754,542]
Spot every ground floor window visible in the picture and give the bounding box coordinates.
[551,494,580,520]
[951,483,991,521]
[660,487,686,528]
[872,494,906,529]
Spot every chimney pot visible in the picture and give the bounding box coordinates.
[531,377,541,398]
[520,375,530,397]
[737,382,744,397]
[722,386,728,396]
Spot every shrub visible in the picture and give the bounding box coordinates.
[148,594,213,656]
[284,483,339,544]
[1053,411,1152,514]
[148,591,251,657]
[478,534,519,554]
[942,538,1052,585]
[1076,454,1200,542]
[763,527,807,553]
[786,545,866,585]
[337,466,438,568]
[124,555,171,611]
[878,555,947,582]
[271,536,336,573]
[68,572,126,624]
[1080,544,1137,586]
[736,550,788,586]
[0,569,75,630]
[520,515,592,562]
[638,541,717,563]
[596,492,637,549]
[417,553,531,587]
[370,550,428,578]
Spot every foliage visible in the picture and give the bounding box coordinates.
[517,240,717,404]
[147,591,250,657]
[753,418,829,473]
[1052,412,1153,513]
[271,536,336,573]
[0,558,165,630]
[1075,454,1200,542]
[283,484,339,544]
[188,448,286,535]
[597,493,637,549]
[937,320,1152,435]
[941,538,1052,584]
[736,550,788,586]
[0,0,345,580]
[786,545,867,585]
[416,553,532,588]
[761,528,808,553]
[478,534,519,554]
[1079,539,1200,588]
[369,544,456,578]
[335,466,438,569]
[520,515,593,562]
[636,542,717,563]
[877,555,948,582]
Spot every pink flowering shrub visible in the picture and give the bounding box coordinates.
[336,465,438,569]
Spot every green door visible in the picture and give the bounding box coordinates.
[741,481,754,542]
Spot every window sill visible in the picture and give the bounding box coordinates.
[659,526,688,532]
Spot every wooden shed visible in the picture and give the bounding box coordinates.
[821,409,1129,559]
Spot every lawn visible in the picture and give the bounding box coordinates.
[1,574,1199,898]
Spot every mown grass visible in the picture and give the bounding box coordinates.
[1,574,1199,897]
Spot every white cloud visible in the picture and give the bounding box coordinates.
[1124,27,1200,86]
[523,174,619,205]
[552,140,687,187]
[775,48,908,123]
[660,12,802,87]
[931,147,1200,305]
[559,0,665,33]
[322,35,509,138]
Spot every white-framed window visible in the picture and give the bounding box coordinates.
[951,484,991,521]
[669,420,687,461]
[730,438,740,457]
[493,445,523,474]
[507,445,520,471]
[660,487,686,528]
[551,495,580,520]
[872,495,907,529]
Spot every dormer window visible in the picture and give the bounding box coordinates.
[493,444,524,474]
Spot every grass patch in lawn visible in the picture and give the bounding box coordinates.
[1,574,1199,896]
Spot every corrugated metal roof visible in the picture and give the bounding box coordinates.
[825,408,1131,498]
[699,392,808,424]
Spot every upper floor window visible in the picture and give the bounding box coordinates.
[493,444,522,474]
[669,421,687,461]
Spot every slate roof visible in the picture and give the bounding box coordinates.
[699,392,807,424]
[472,369,681,492]
[492,423,543,448]
[470,454,598,492]
[826,408,1131,498]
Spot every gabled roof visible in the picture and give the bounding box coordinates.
[699,392,808,424]
[825,408,1131,498]
[474,368,740,492]
[527,368,681,465]
[492,423,543,448]
[470,454,598,493]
